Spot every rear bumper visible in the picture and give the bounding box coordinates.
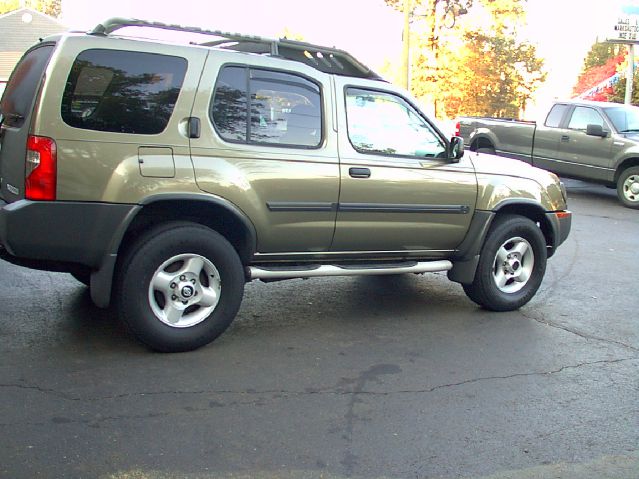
[0,198,138,271]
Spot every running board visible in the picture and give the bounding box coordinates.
[248,260,453,281]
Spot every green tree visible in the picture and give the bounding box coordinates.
[0,0,61,17]
[610,75,639,105]
[582,41,621,70]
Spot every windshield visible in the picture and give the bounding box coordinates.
[604,105,639,133]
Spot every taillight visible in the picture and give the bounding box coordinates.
[25,135,56,200]
[454,121,461,137]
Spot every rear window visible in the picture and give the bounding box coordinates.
[544,104,568,128]
[0,44,55,128]
[61,49,187,135]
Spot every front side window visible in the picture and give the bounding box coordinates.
[567,106,605,131]
[345,88,446,158]
[211,66,322,148]
[61,49,187,134]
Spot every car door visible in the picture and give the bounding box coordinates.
[331,80,477,254]
[531,103,569,172]
[555,105,614,181]
[189,54,339,254]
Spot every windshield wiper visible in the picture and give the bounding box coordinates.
[620,128,639,133]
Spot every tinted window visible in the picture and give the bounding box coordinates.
[345,88,446,158]
[0,45,55,128]
[61,49,187,135]
[211,66,248,141]
[568,106,605,130]
[211,66,322,148]
[544,104,568,128]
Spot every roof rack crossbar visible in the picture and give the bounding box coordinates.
[89,18,381,80]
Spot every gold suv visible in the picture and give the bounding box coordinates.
[0,19,571,351]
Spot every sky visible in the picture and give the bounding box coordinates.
[59,0,629,119]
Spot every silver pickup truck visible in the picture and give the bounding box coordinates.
[457,100,639,208]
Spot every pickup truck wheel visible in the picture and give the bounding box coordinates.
[617,167,639,209]
[463,215,546,311]
[117,222,245,352]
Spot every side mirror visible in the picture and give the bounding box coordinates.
[449,136,464,161]
[586,124,608,138]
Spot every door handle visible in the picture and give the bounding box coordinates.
[349,167,371,178]
[561,135,570,142]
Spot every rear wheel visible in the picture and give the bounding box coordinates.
[116,222,245,352]
[463,215,547,311]
[616,166,639,209]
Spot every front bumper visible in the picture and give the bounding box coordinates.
[545,210,572,257]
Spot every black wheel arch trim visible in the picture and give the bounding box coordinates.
[91,193,258,309]
[137,193,258,262]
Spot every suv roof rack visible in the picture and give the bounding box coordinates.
[89,18,383,81]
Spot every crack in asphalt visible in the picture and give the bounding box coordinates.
[520,310,639,353]
[1,357,636,406]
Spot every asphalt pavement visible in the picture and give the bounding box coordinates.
[0,179,637,479]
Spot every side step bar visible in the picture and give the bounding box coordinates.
[248,260,452,281]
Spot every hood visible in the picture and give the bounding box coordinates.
[469,151,558,185]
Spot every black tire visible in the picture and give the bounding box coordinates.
[616,166,639,209]
[69,270,91,287]
[116,222,245,352]
[463,214,547,312]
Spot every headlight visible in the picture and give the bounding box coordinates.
[560,181,568,204]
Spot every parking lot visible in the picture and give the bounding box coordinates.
[0,180,637,479]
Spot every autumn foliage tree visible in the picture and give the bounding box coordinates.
[572,42,624,101]
[0,0,61,17]
[385,0,545,118]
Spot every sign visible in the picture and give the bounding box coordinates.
[611,16,639,43]
[606,4,639,43]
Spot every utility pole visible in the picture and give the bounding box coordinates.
[626,44,634,104]
[401,0,411,90]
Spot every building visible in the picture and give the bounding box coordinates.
[0,8,67,97]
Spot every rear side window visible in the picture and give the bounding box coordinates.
[0,44,55,128]
[211,66,322,148]
[544,104,568,128]
[61,49,187,135]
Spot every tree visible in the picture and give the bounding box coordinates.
[583,42,622,70]
[387,0,544,118]
[0,0,61,17]
[424,30,545,118]
[572,41,624,101]
[610,75,639,104]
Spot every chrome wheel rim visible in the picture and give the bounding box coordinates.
[148,254,221,328]
[622,174,639,203]
[492,237,534,294]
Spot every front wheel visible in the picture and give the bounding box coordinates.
[116,222,245,352]
[463,215,547,311]
[616,166,639,209]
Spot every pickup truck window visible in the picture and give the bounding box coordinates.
[567,106,605,131]
[544,104,568,128]
[345,88,446,158]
